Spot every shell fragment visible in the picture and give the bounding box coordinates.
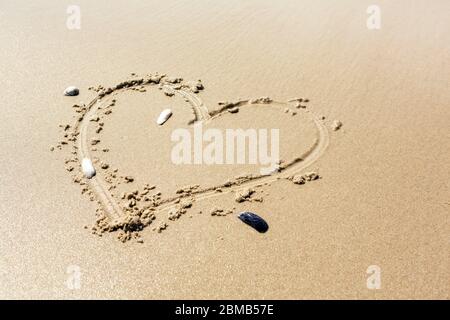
[157,109,173,125]
[237,211,269,233]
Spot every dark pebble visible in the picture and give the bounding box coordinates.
[237,211,269,233]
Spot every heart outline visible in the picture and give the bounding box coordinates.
[64,74,330,234]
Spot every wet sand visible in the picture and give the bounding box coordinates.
[0,0,449,299]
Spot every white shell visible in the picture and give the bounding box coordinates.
[156,109,173,125]
[64,86,79,96]
[81,158,96,179]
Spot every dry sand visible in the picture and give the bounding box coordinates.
[0,0,449,299]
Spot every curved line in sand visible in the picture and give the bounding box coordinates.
[155,96,330,213]
[76,80,329,222]
[77,97,124,220]
[163,85,211,121]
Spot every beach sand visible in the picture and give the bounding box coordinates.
[0,0,448,299]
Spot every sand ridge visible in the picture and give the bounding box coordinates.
[53,72,336,242]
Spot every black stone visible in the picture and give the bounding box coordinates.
[237,212,269,233]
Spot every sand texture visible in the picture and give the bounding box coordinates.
[0,0,449,299]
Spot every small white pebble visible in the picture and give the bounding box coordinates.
[157,109,173,125]
[81,158,96,179]
[64,86,79,96]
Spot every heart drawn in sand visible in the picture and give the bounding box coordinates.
[56,73,330,241]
